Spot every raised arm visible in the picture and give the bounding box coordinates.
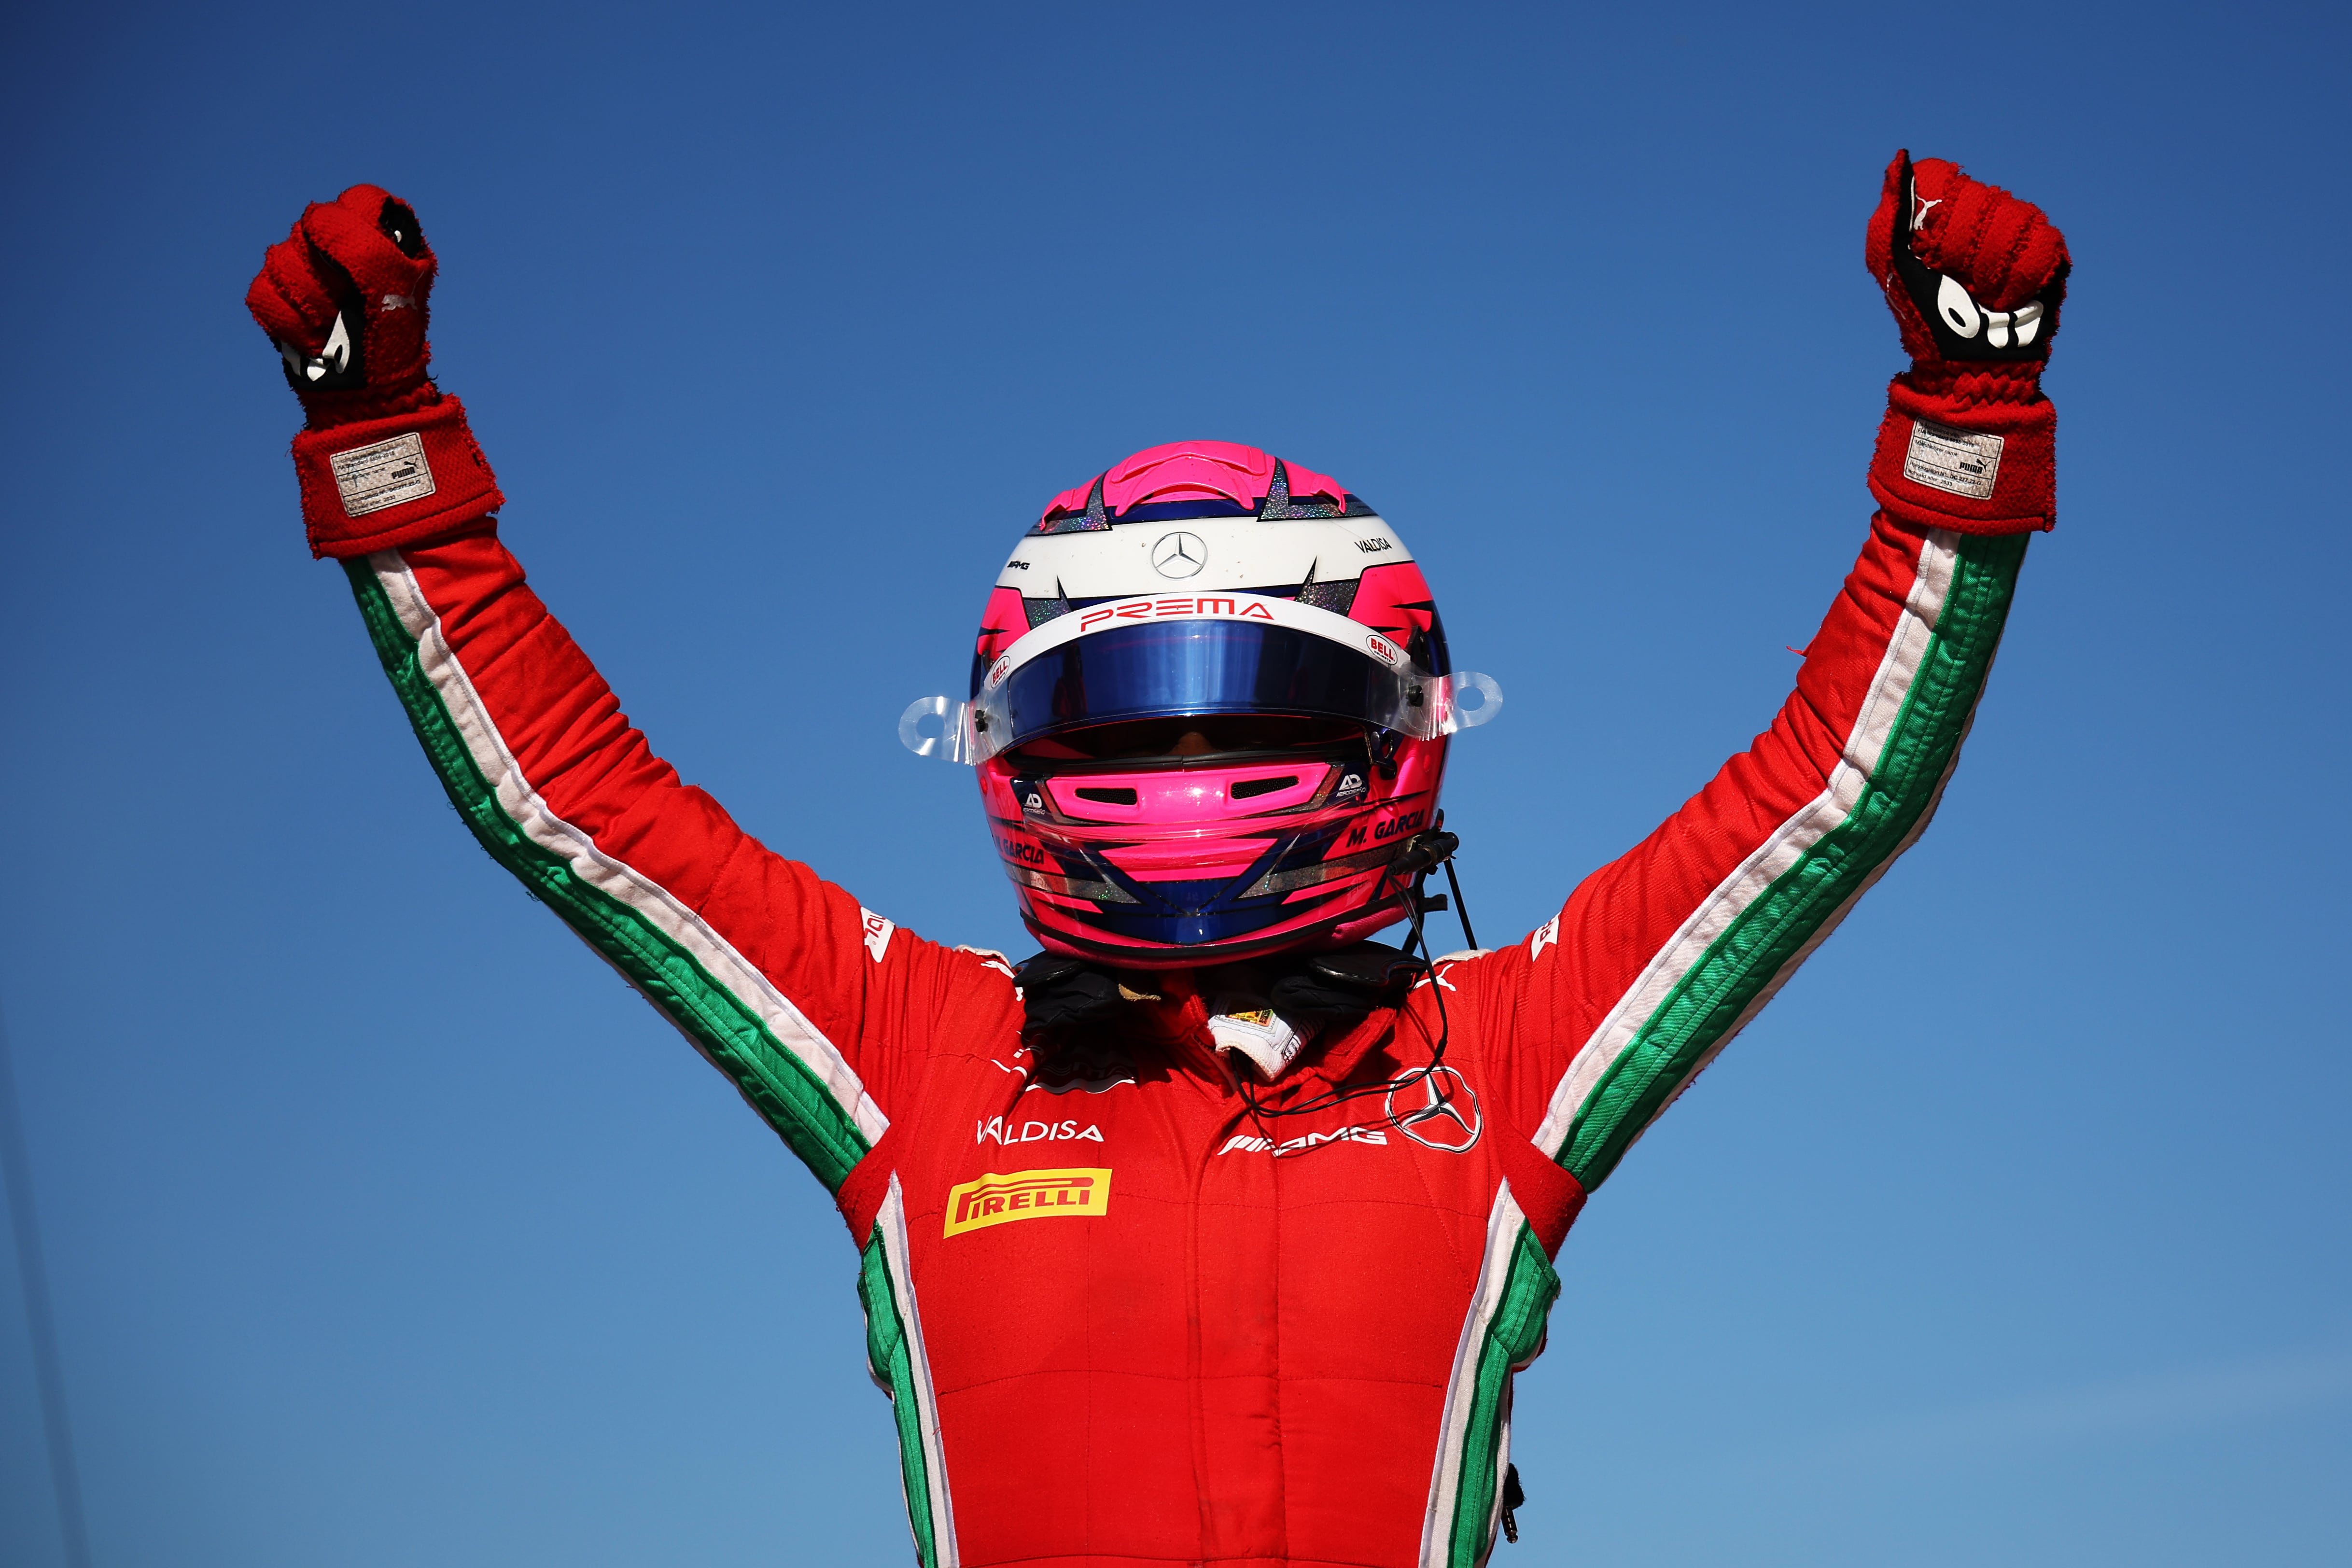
[247,186,1011,1198]
[1479,153,2070,1197]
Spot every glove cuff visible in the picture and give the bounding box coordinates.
[290,395,504,559]
[1867,362,2054,534]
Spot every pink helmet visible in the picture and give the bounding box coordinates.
[901,441,1500,968]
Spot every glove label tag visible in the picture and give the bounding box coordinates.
[329,432,438,517]
[1903,419,2004,501]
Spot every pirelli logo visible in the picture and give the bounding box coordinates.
[943,1168,1112,1237]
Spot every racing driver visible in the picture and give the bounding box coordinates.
[246,152,2070,1568]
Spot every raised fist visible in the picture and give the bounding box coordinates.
[247,184,440,430]
[1867,152,2069,366]
[1860,152,2067,533]
[247,184,500,558]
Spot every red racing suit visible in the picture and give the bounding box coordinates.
[252,149,2061,1568]
[329,450,2030,1563]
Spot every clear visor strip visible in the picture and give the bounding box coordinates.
[899,672,1501,765]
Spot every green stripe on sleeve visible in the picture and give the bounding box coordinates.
[860,1232,943,1568]
[1447,1224,1560,1567]
[1560,531,2027,1192]
[345,560,872,1191]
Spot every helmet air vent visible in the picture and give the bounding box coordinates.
[1229,775,1299,800]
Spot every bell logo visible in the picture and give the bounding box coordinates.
[943,1168,1113,1237]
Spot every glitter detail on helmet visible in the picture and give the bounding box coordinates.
[1034,473,1112,535]
[1293,560,1360,616]
[1257,459,1376,520]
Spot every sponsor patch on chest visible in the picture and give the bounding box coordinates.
[977,1115,1104,1146]
[944,1168,1113,1237]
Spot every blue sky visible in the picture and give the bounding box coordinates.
[1,1,2345,1563]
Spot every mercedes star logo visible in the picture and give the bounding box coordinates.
[1151,531,1207,578]
[1385,1066,1483,1153]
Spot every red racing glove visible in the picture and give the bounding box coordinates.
[1863,151,2069,533]
[247,184,502,558]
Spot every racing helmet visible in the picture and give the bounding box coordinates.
[901,440,1500,968]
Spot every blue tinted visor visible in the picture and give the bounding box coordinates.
[986,620,1412,750]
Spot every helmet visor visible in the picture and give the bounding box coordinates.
[982,619,1410,751]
